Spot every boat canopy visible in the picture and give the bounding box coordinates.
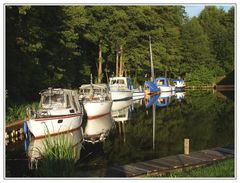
[38,88,81,112]
[79,84,109,95]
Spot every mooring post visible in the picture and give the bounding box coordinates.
[184,138,190,155]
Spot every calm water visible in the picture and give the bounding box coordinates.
[5,90,234,177]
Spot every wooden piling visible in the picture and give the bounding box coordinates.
[184,138,190,155]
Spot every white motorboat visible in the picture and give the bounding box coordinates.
[27,128,83,169]
[27,88,83,138]
[79,84,112,119]
[109,77,133,101]
[83,114,113,144]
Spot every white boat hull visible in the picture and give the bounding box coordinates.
[110,90,133,101]
[27,114,83,138]
[83,101,112,119]
[158,86,175,92]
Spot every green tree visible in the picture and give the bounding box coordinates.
[199,6,234,75]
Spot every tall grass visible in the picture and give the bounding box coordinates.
[6,102,38,124]
[37,133,80,177]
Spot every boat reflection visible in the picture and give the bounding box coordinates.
[83,114,114,144]
[144,94,159,108]
[156,91,175,108]
[27,128,83,170]
[111,99,134,123]
[175,91,186,102]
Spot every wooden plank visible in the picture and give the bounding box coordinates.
[146,160,173,170]
[111,164,147,176]
[130,162,159,173]
[139,161,169,169]
[188,151,220,162]
[213,147,234,155]
[201,149,227,160]
[151,157,183,169]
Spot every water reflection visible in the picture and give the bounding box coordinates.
[175,91,186,102]
[83,114,114,144]
[156,91,175,108]
[112,99,134,122]
[27,128,83,170]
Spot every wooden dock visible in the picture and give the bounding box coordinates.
[103,146,234,177]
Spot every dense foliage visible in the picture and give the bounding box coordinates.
[6,6,234,103]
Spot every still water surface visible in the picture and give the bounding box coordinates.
[5,90,234,177]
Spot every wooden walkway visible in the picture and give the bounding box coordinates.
[103,146,234,177]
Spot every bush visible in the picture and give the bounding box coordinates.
[185,66,216,86]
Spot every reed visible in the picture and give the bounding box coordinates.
[37,133,79,177]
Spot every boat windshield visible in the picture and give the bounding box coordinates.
[41,93,65,108]
[110,79,125,85]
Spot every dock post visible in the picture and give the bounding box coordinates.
[184,138,190,155]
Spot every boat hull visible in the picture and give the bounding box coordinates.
[158,86,175,92]
[83,101,112,119]
[27,114,83,138]
[110,90,133,101]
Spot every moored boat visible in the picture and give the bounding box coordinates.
[109,77,133,101]
[26,88,83,138]
[155,77,175,92]
[79,84,112,119]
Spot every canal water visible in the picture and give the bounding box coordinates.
[5,90,234,177]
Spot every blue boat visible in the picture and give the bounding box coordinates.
[154,77,175,92]
[144,81,160,95]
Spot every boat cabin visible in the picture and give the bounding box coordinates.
[155,77,170,87]
[79,84,111,102]
[109,77,132,90]
[38,88,81,116]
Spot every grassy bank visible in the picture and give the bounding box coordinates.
[165,158,234,177]
[6,102,38,124]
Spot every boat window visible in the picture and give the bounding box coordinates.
[42,93,64,108]
[110,79,125,85]
[72,95,78,111]
[118,79,125,84]
[66,94,71,108]
[158,80,164,85]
